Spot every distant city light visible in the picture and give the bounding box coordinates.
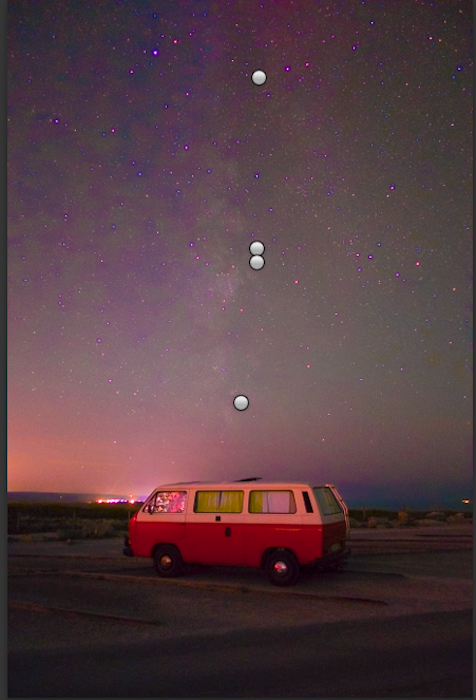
[95,498,142,504]
[462,499,470,504]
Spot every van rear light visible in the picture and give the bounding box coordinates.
[128,512,137,536]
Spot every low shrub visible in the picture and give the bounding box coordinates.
[8,502,140,536]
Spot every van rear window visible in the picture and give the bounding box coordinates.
[249,490,296,514]
[313,487,342,515]
[194,491,244,513]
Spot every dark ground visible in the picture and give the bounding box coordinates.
[8,528,473,698]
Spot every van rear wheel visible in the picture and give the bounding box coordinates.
[153,545,183,578]
[266,551,300,586]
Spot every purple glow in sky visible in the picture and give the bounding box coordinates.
[7,1,473,507]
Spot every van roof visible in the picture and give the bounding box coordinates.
[152,482,335,490]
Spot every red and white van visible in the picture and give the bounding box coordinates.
[124,479,350,586]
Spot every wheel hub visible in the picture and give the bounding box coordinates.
[273,560,288,575]
[160,554,172,569]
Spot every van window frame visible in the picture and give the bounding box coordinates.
[193,490,244,513]
[302,491,314,513]
[248,490,297,514]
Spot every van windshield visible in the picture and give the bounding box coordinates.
[144,491,187,514]
[313,487,342,515]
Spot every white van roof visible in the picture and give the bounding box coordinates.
[152,481,334,490]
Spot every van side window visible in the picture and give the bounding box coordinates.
[312,487,342,515]
[249,490,297,514]
[144,491,187,514]
[302,491,313,513]
[194,491,244,513]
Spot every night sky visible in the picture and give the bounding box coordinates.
[8,1,473,507]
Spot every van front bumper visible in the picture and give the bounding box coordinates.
[314,546,351,570]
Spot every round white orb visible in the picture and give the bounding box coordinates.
[233,395,249,411]
[249,255,265,270]
[249,241,265,256]
[251,70,267,86]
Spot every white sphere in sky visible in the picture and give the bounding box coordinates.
[249,241,265,255]
[251,70,267,86]
[233,395,249,411]
[249,255,265,271]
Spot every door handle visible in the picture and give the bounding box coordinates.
[225,527,231,537]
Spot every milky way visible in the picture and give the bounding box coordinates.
[8,1,473,506]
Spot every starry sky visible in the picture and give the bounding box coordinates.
[8,0,473,508]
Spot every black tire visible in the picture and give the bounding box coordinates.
[153,545,184,578]
[266,550,300,586]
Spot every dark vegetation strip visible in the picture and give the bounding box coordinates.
[7,501,139,535]
[8,553,124,559]
[8,501,472,520]
[7,501,140,518]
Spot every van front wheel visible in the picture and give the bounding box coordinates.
[153,545,183,578]
[266,551,300,586]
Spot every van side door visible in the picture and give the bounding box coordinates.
[183,489,246,566]
[243,489,306,567]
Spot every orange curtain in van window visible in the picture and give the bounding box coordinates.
[250,491,296,513]
[220,491,243,513]
[195,491,221,512]
[249,491,264,513]
[195,491,244,512]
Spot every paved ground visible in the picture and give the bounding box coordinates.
[8,608,472,698]
[8,525,473,697]
[348,523,473,553]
